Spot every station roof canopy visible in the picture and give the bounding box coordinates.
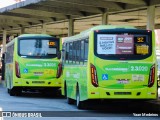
[0,0,160,36]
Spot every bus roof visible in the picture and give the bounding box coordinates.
[80,25,136,34]
[63,25,136,42]
[6,34,54,47]
[18,34,53,38]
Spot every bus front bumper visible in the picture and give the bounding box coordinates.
[13,78,61,87]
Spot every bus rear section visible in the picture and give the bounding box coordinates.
[88,29,158,100]
[6,35,62,96]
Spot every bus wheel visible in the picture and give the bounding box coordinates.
[76,87,84,109]
[67,97,75,104]
[16,88,22,96]
[9,88,16,96]
[10,88,22,96]
[7,89,10,93]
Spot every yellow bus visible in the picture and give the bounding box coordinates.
[61,25,158,109]
[4,34,62,96]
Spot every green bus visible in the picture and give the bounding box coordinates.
[61,25,158,109]
[4,34,62,96]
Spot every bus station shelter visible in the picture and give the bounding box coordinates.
[0,0,160,53]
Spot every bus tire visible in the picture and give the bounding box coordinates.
[7,89,10,94]
[9,89,16,96]
[76,86,84,109]
[67,97,75,104]
[16,88,22,96]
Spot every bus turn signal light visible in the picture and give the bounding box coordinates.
[15,61,21,78]
[90,64,98,87]
[148,64,155,87]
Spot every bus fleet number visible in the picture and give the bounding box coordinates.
[131,66,148,72]
[44,63,56,67]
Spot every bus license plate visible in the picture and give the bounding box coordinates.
[34,72,43,76]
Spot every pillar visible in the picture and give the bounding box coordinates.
[68,18,74,36]
[147,5,155,30]
[102,12,109,25]
[2,30,6,53]
[20,27,25,34]
[42,23,47,34]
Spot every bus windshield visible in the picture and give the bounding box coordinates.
[19,38,59,58]
[94,30,152,60]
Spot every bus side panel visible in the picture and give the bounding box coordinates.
[79,65,88,101]
[5,63,13,89]
[64,64,88,101]
[63,65,77,100]
[5,39,17,89]
[12,39,22,88]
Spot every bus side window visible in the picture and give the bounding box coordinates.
[62,43,65,64]
[73,42,77,64]
[69,42,73,64]
[76,41,81,65]
[80,40,84,64]
[72,41,81,65]
[84,39,89,62]
[6,44,14,63]
[65,43,69,63]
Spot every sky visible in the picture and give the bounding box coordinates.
[0,0,25,8]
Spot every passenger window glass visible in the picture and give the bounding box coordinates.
[84,39,89,62]
[76,41,81,64]
[80,41,84,64]
[69,42,73,63]
[64,38,88,65]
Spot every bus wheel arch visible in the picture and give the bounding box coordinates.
[76,83,84,109]
[7,88,10,94]
[67,96,75,104]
